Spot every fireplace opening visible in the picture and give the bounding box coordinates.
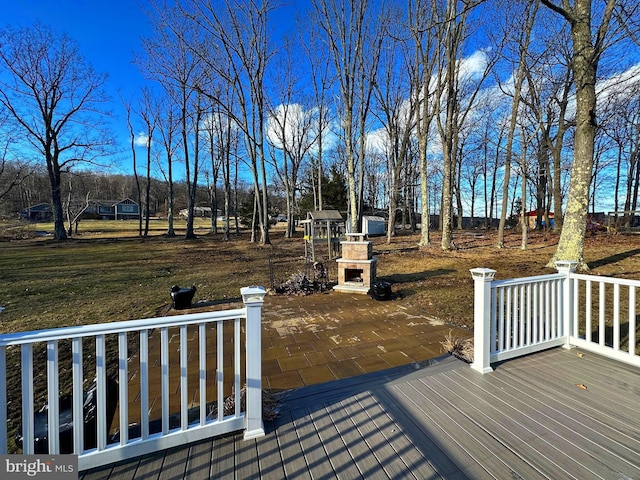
[345,268,364,283]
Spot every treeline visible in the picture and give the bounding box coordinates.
[0,163,355,230]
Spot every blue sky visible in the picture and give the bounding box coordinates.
[4,0,151,100]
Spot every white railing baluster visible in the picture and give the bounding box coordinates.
[118,332,128,446]
[96,334,107,451]
[47,340,59,454]
[180,325,188,431]
[217,321,224,422]
[198,323,206,426]
[160,327,169,435]
[629,286,636,355]
[140,330,149,440]
[72,337,83,454]
[513,285,518,348]
[545,281,551,341]
[599,282,606,346]
[526,283,532,346]
[21,344,34,454]
[532,282,539,343]
[572,277,579,339]
[613,283,620,351]
[586,280,592,340]
[234,318,241,417]
[506,287,512,350]
[490,287,497,354]
[498,288,505,352]
[550,280,557,339]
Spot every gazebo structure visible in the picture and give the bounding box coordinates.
[300,210,346,261]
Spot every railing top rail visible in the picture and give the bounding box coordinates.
[570,272,640,287]
[492,273,565,288]
[0,307,247,347]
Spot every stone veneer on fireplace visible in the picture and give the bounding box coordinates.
[333,233,377,294]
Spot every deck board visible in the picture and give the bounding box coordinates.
[273,410,311,479]
[80,348,640,480]
[392,376,548,479]
[450,367,640,475]
[183,439,213,480]
[500,355,640,435]
[342,392,422,479]
[209,431,236,478]
[354,390,442,477]
[291,408,335,479]
[310,404,364,479]
[254,425,287,479]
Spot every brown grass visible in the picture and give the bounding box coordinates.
[440,329,474,362]
[2,221,640,332]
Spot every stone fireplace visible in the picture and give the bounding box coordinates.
[333,233,377,294]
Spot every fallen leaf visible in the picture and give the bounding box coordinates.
[576,383,587,390]
[576,352,584,358]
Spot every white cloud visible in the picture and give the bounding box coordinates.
[458,49,490,83]
[134,132,150,148]
[265,103,335,157]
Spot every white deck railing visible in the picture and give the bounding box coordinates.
[0,286,266,471]
[471,262,640,373]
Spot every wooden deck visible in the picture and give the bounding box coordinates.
[80,347,640,479]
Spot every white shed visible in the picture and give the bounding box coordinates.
[362,216,386,236]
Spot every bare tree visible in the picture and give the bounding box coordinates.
[0,110,30,203]
[182,0,276,244]
[311,0,389,232]
[138,88,158,237]
[0,24,113,239]
[154,97,179,237]
[433,0,491,250]
[410,0,439,247]
[373,5,419,243]
[301,22,334,212]
[140,2,206,240]
[540,0,626,268]
[520,23,574,233]
[495,0,539,248]
[265,44,320,238]
[123,97,143,237]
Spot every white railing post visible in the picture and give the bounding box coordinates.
[470,268,496,374]
[555,260,578,349]
[241,286,266,440]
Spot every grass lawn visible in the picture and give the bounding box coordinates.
[1,219,640,332]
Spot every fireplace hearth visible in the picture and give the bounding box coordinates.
[333,233,377,294]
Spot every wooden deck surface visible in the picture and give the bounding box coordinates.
[80,348,640,479]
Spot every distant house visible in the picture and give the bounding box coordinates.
[18,203,53,222]
[521,210,554,229]
[179,206,221,219]
[91,199,140,220]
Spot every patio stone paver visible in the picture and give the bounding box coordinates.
[297,365,337,385]
[260,290,470,392]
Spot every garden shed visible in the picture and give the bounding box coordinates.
[301,210,346,261]
[362,215,385,236]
